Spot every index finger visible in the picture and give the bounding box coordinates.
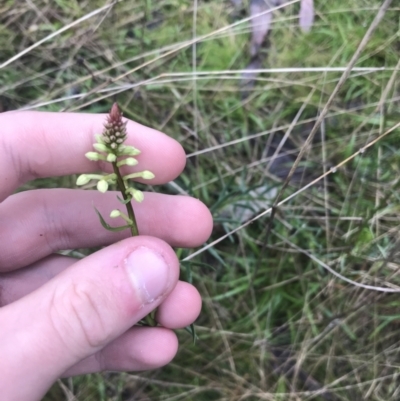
[0,110,186,201]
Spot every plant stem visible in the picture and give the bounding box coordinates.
[112,162,139,236]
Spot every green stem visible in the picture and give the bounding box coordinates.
[112,162,139,236]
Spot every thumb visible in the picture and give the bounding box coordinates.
[0,236,179,401]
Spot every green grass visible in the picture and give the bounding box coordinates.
[2,0,400,400]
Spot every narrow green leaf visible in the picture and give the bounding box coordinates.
[184,324,197,344]
[181,260,217,271]
[94,207,131,232]
[184,263,193,284]
[117,195,132,205]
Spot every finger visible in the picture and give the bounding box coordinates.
[0,189,213,271]
[156,281,202,329]
[1,256,202,330]
[0,110,186,201]
[0,255,71,306]
[0,236,180,401]
[62,327,178,377]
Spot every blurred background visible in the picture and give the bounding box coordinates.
[2,0,400,399]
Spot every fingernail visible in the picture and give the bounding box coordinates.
[125,247,170,304]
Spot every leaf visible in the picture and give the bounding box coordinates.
[117,195,132,205]
[184,324,198,344]
[184,262,193,284]
[299,0,314,32]
[94,207,131,232]
[181,260,217,272]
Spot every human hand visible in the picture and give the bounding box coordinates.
[0,110,212,401]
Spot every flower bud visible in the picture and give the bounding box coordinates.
[93,143,109,152]
[119,145,141,156]
[133,190,144,203]
[110,210,121,218]
[127,157,139,166]
[76,174,90,186]
[117,157,138,168]
[97,180,109,193]
[141,170,155,179]
[85,152,101,161]
[125,187,144,203]
[109,103,121,122]
[107,153,117,162]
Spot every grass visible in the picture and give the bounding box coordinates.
[2,0,400,399]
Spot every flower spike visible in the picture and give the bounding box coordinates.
[75,103,155,236]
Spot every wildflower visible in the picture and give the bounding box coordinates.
[75,102,155,236]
